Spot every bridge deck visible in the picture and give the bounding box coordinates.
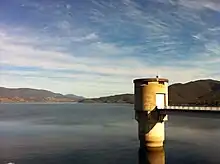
[159,106,220,118]
[162,106,220,111]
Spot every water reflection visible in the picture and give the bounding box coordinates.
[138,147,165,164]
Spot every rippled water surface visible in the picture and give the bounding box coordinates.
[0,103,220,164]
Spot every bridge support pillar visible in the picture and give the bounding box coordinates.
[133,77,169,149]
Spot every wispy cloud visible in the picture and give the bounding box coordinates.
[0,0,220,97]
[177,0,220,11]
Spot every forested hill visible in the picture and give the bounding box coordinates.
[79,94,134,104]
[79,79,220,106]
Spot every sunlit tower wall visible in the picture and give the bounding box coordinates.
[133,77,168,149]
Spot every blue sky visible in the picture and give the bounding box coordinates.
[0,0,220,97]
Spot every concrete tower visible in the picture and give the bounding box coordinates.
[133,77,168,149]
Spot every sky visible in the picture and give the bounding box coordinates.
[0,0,220,98]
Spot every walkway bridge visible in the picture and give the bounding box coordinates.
[163,106,220,111]
[158,106,220,118]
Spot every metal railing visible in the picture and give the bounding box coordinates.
[161,106,220,111]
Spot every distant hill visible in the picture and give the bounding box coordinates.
[80,79,220,106]
[64,94,84,100]
[0,87,84,102]
[169,79,220,106]
[1,79,220,105]
[79,94,134,104]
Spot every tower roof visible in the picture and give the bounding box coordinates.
[133,78,169,83]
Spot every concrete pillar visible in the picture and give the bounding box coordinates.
[133,77,168,149]
[138,147,165,164]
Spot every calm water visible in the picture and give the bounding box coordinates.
[0,103,220,164]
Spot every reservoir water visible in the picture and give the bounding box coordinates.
[0,103,220,164]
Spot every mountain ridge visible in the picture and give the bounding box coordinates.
[0,87,84,102]
[1,79,220,105]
